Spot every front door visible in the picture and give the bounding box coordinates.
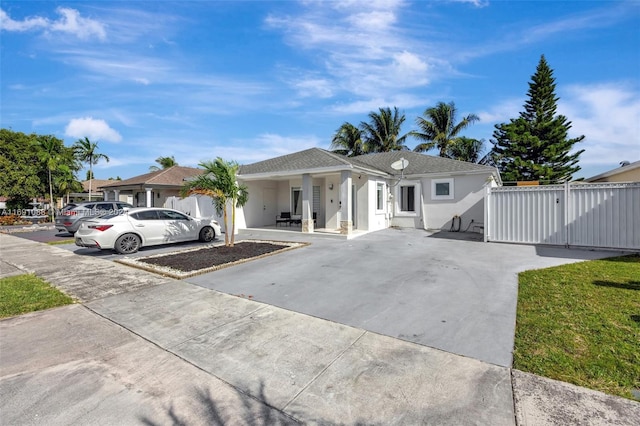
[262,188,276,227]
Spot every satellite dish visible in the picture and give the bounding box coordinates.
[390,158,409,171]
[390,157,409,180]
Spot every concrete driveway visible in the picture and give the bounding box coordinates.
[186,228,624,367]
[2,230,638,425]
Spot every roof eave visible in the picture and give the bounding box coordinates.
[238,164,389,180]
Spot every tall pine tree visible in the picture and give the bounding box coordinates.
[491,55,584,183]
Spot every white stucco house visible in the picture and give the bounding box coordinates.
[96,149,500,237]
[236,148,501,236]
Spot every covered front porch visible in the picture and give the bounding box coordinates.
[239,170,363,236]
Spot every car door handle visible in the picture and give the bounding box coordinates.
[135,224,145,227]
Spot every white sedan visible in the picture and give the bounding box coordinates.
[75,207,221,254]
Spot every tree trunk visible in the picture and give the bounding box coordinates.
[48,168,54,222]
[223,207,229,246]
[230,198,236,247]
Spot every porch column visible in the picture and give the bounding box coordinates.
[145,187,153,207]
[103,191,108,201]
[114,189,120,202]
[301,173,314,233]
[340,170,352,234]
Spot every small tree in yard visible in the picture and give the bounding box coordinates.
[491,55,585,182]
[181,158,248,247]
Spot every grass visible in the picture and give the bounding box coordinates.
[0,274,74,318]
[47,239,75,245]
[513,254,640,400]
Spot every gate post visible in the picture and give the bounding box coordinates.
[484,183,491,242]
[564,181,571,247]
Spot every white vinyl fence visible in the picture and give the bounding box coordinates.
[485,182,640,250]
[164,195,225,231]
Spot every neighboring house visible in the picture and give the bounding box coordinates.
[99,166,203,207]
[236,148,500,235]
[584,160,640,183]
[59,179,112,207]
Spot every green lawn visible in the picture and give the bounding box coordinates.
[0,274,74,318]
[513,254,640,400]
[47,239,75,245]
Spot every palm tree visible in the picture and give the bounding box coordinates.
[446,137,486,163]
[412,102,479,156]
[72,137,109,201]
[149,156,177,172]
[181,158,248,247]
[360,107,410,153]
[330,123,364,157]
[55,168,83,206]
[36,135,62,221]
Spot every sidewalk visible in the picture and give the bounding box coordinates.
[1,233,638,425]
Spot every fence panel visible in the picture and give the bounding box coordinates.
[486,182,639,250]
[569,183,640,250]
[487,185,565,245]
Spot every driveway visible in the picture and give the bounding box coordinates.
[13,225,626,367]
[186,228,624,367]
[2,230,637,425]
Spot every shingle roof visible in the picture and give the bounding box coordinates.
[82,179,112,192]
[98,166,203,188]
[351,151,497,175]
[238,148,357,175]
[238,148,496,177]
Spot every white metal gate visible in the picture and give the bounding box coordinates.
[485,182,640,250]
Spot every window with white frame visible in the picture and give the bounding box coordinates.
[431,178,454,200]
[399,185,415,212]
[376,182,384,210]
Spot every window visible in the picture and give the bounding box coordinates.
[376,183,385,210]
[291,188,302,215]
[431,178,454,200]
[159,210,189,220]
[132,210,160,220]
[400,185,415,212]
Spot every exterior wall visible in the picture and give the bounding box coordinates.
[241,180,279,228]
[423,174,489,231]
[364,177,389,232]
[589,167,640,183]
[391,179,423,229]
[325,176,340,230]
[390,173,491,232]
[354,175,368,230]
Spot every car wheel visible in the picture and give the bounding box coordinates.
[199,226,215,242]
[114,233,141,254]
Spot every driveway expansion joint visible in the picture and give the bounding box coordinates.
[281,329,368,411]
[81,302,299,423]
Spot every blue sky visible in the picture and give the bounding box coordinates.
[1,0,639,181]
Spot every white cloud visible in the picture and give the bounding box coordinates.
[449,0,489,8]
[1,7,106,40]
[65,117,122,143]
[0,9,48,31]
[331,93,425,115]
[559,83,640,166]
[265,1,442,100]
[293,78,334,98]
[477,98,524,124]
[49,8,106,40]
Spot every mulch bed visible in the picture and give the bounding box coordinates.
[115,240,307,279]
